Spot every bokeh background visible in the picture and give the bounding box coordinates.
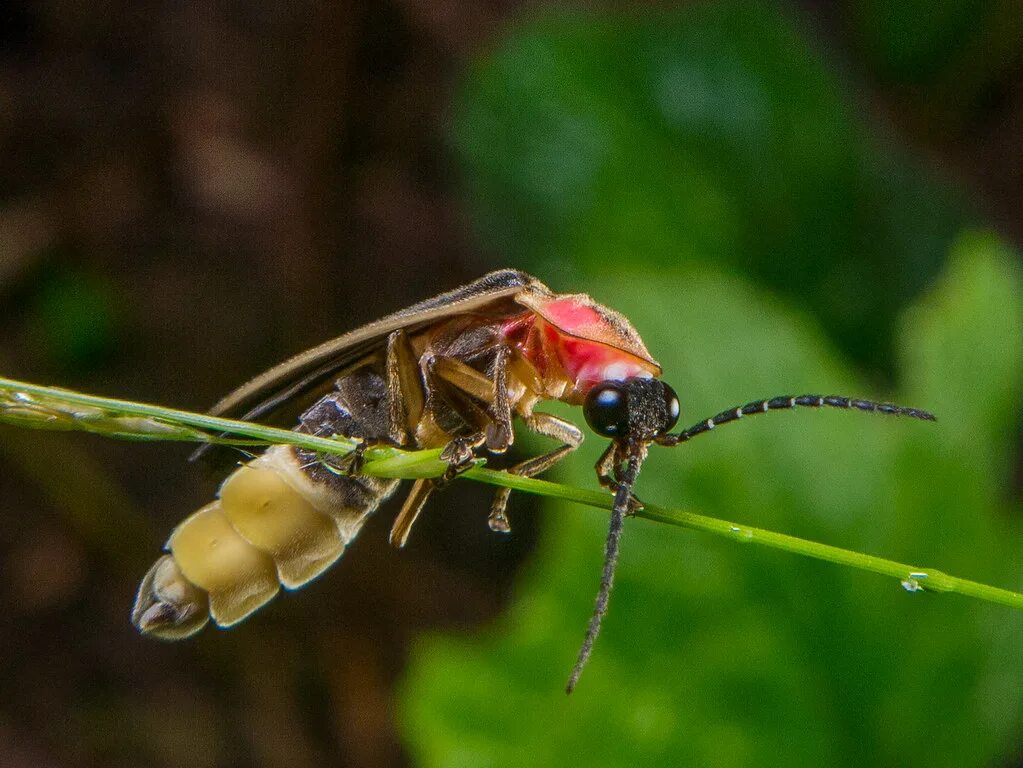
[1,1,1022,766]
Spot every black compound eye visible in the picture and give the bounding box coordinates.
[660,383,680,434]
[584,382,629,438]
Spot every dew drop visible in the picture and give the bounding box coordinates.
[729,526,753,541]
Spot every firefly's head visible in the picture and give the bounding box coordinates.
[567,376,679,695]
[583,377,680,444]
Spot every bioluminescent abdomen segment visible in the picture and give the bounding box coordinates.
[131,269,935,691]
[133,372,399,639]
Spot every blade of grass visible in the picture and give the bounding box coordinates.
[463,468,1023,610]
[1,376,1021,611]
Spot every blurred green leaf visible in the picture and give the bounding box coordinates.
[406,5,1022,764]
[399,236,1023,767]
[849,0,1023,93]
[27,268,119,370]
[851,0,989,82]
[453,2,971,371]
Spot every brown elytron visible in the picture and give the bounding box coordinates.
[132,270,935,691]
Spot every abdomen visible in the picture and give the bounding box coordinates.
[132,370,399,639]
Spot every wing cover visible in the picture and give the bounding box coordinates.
[205,269,545,425]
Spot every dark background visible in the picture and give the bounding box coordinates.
[1,1,1021,766]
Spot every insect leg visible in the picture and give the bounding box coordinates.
[384,362,491,548]
[388,429,485,548]
[339,330,428,476]
[389,478,434,548]
[429,354,494,401]
[424,357,494,480]
[428,352,514,453]
[593,441,645,514]
[488,413,583,533]
[656,394,936,446]
[392,352,523,545]
[594,442,620,491]
[486,347,512,453]
[386,329,425,445]
[439,431,487,480]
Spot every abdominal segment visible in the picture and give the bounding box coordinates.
[133,370,399,639]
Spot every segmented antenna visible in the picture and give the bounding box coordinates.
[566,449,643,694]
[659,394,935,446]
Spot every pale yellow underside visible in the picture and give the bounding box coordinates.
[169,502,281,627]
[219,461,346,589]
[165,444,378,628]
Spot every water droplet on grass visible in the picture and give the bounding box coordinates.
[901,578,924,593]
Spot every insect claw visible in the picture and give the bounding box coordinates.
[338,440,369,476]
[335,455,358,476]
[488,488,513,533]
[439,432,486,481]
[488,509,511,533]
[485,421,512,453]
[439,434,480,464]
[600,482,643,515]
[595,458,644,514]
[624,493,644,515]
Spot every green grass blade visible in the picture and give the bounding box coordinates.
[2,375,1021,611]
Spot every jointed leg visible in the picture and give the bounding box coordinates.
[386,353,507,548]
[439,431,487,481]
[488,412,583,532]
[485,347,512,453]
[428,351,514,453]
[594,443,619,492]
[389,478,433,548]
[593,442,646,514]
[387,433,485,549]
[337,438,374,476]
[386,330,426,445]
[398,357,582,541]
[341,330,426,476]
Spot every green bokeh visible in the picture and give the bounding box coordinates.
[400,236,1023,768]
[452,2,971,372]
[26,267,119,371]
[400,3,1023,766]
[850,0,1022,91]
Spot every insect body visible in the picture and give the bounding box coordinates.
[132,270,935,691]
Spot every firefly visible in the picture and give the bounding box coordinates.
[131,270,934,692]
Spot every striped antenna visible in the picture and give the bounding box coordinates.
[657,395,935,446]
